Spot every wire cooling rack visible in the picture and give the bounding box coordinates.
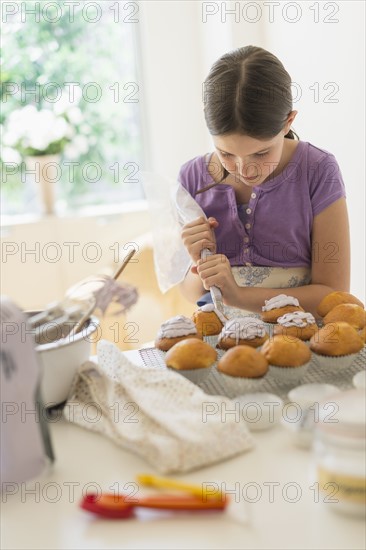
[139,343,366,400]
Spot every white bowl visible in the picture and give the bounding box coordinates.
[234,392,284,431]
[288,383,341,409]
[34,316,99,407]
[353,370,366,390]
[283,384,342,449]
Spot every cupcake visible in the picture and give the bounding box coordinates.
[155,315,201,351]
[165,338,217,383]
[217,345,269,396]
[192,304,227,336]
[317,291,364,317]
[358,326,366,344]
[309,321,364,372]
[260,335,311,384]
[273,311,318,342]
[322,304,366,330]
[261,294,304,323]
[217,317,268,350]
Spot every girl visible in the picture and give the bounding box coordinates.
[178,45,350,318]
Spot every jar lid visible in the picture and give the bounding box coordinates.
[288,383,341,409]
[317,389,366,442]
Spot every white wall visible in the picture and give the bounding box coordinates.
[138,1,210,177]
[259,0,365,301]
[139,0,365,300]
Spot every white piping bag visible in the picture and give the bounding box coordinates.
[140,172,224,311]
[173,184,224,312]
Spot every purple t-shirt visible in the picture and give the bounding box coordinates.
[178,141,346,268]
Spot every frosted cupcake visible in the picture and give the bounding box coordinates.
[261,294,304,323]
[217,317,268,350]
[192,304,227,336]
[155,315,201,351]
[309,321,364,372]
[273,311,318,342]
[260,335,311,385]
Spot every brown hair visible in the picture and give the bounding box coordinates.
[203,45,298,141]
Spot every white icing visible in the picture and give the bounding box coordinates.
[262,294,300,312]
[198,304,227,324]
[277,311,316,328]
[219,317,266,343]
[157,315,197,339]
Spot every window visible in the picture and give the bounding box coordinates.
[1,0,144,216]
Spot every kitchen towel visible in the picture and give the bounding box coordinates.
[64,339,254,473]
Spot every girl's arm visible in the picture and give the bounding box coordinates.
[179,269,206,303]
[196,198,351,317]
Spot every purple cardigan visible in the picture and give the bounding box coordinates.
[178,141,346,268]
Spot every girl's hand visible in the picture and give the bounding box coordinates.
[195,253,239,305]
[181,216,218,264]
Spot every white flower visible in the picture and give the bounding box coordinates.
[29,47,43,62]
[53,86,82,115]
[64,124,76,139]
[72,135,89,155]
[64,135,89,160]
[66,107,83,125]
[25,109,61,150]
[1,147,21,164]
[4,99,85,156]
[3,129,20,147]
[63,143,80,160]
[80,123,91,134]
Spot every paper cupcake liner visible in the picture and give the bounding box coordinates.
[263,323,275,337]
[310,352,358,373]
[268,362,310,385]
[168,366,213,384]
[215,371,267,398]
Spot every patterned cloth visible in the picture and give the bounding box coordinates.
[224,265,311,318]
[64,340,254,473]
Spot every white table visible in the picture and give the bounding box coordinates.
[1,350,365,550]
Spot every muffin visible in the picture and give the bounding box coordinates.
[260,335,311,384]
[155,315,201,351]
[217,317,268,350]
[261,294,304,323]
[217,345,269,396]
[192,304,227,336]
[309,321,364,372]
[359,326,366,343]
[165,338,217,383]
[322,304,366,330]
[317,291,364,317]
[273,311,318,342]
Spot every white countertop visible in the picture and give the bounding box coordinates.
[1,351,365,550]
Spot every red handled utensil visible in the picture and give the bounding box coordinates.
[80,492,228,519]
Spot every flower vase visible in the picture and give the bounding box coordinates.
[25,154,61,215]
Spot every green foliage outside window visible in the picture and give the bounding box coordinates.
[1,0,143,215]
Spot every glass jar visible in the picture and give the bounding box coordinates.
[313,389,366,517]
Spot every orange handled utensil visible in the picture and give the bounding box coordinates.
[80,492,227,519]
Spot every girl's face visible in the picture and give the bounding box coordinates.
[212,131,289,187]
